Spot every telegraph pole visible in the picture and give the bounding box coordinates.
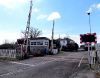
[51,20,55,53]
[25,0,33,53]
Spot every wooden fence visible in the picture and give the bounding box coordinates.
[0,49,16,58]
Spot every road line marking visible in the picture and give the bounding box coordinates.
[11,62,36,67]
[0,66,32,77]
[78,56,84,67]
[10,58,59,67]
[0,60,57,77]
[0,69,23,77]
[0,57,84,77]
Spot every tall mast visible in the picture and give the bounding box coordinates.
[51,20,55,52]
[25,0,33,53]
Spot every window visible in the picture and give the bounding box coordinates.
[37,42,43,45]
[31,41,43,45]
[45,42,48,45]
[63,40,65,43]
[31,42,36,45]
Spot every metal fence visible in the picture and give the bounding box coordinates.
[0,49,16,58]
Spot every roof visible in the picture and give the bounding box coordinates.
[30,37,50,40]
[57,38,73,41]
[57,38,75,43]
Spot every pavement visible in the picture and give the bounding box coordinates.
[69,52,97,78]
[72,71,96,78]
[0,51,97,78]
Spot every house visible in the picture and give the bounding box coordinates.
[57,38,78,51]
[59,39,67,46]
[58,38,75,48]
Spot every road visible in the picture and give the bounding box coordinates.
[0,51,88,78]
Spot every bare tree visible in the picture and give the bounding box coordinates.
[22,27,42,38]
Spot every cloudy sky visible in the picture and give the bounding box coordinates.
[0,0,100,44]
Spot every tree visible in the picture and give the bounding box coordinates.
[22,27,42,38]
[0,43,16,49]
[30,27,42,38]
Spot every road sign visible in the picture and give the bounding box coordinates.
[80,33,97,44]
[80,33,97,67]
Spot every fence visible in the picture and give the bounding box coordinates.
[0,49,16,58]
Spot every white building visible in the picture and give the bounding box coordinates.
[59,38,74,46]
[60,39,67,46]
[29,37,50,55]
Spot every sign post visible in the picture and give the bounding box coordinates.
[80,33,97,69]
[95,43,100,63]
[88,44,91,68]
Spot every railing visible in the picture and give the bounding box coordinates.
[0,49,16,58]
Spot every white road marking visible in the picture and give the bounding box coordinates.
[0,55,86,77]
[0,60,57,77]
[78,56,84,67]
[0,67,31,77]
[0,69,23,77]
[11,59,57,67]
[10,62,36,67]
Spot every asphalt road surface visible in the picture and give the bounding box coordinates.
[0,51,88,78]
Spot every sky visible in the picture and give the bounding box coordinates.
[0,0,100,45]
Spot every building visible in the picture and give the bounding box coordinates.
[60,39,67,47]
[57,38,78,51]
[29,37,50,55]
[16,37,61,56]
[58,38,75,48]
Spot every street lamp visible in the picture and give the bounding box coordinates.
[87,12,91,33]
[87,12,92,69]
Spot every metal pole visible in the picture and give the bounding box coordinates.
[89,14,91,33]
[89,13,93,50]
[88,43,92,68]
[87,12,91,33]
[87,13,93,68]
